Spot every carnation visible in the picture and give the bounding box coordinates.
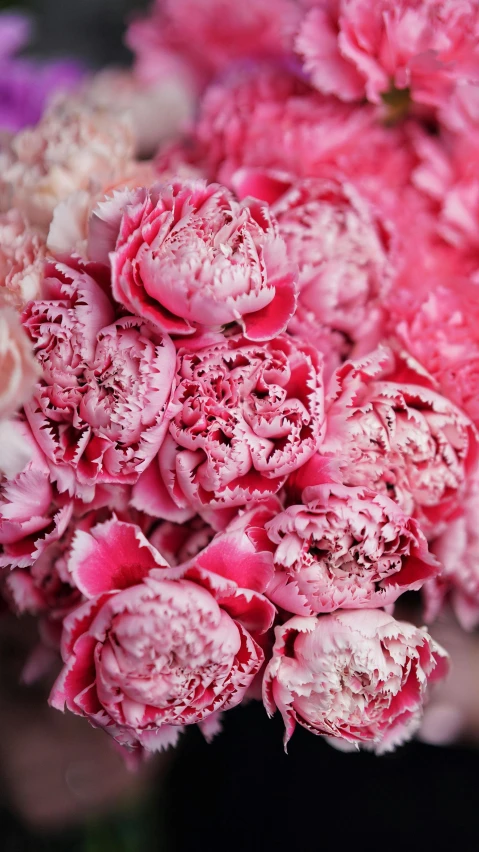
[0,210,45,309]
[297,0,479,109]
[265,483,439,615]
[263,609,448,751]
[22,259,176,500]
[88,178,297,341]
[50,516,275,751]
[0,306,40,422]
[318,345,478,536]
[133,333,325,524]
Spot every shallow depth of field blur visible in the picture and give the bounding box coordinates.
[1,1,479,850]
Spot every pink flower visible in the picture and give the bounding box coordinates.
[89,179,297,341]
[0,420,72,569]
[234,171,391,351]
[318,346,478,536]
[428,468,479,630]
[263,609,448,751]
[22,259,176,500]
[127,0,300,92]
[297,0,479,108]
[265,483,439,615]
[0,306,40,422]
[196,64,417,201]
[133,333,325,524]
[50,516,275,751]
[0,210,45,309]
[1,100,135,231]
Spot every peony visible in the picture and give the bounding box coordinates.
[133,333,325,524]
[0,306,40,421]
[297,0,479,109]
[50,516,275,751]
[263,609,448,751]
[22,259,176,500]
[0,210,45,309]
[318,346,478,536]
[127,0,300,93]
[234,171,391,350]
[0,420,72,569]
[88,179,297,341]
[265,483,439,615]
[0,100,135,231]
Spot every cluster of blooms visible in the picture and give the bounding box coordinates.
[5,0,479,758]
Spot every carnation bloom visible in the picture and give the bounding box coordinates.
[265,483,439,615]
[297,0,479,109]
[0,306,40,421]
[234,171,391,350]
[127,0,300,92]
[22,259,176,500]
[1,100,135,231]
[263,609,448,751]
[195,65,418,203]
[50,516,275,751]
[88,179,297,341]
[0,420,72,569]
[0,210,45,309]
[133,333,325,524]
[318,346,478,536]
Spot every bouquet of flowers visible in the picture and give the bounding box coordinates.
[3,0,479,758]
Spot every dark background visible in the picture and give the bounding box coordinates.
[1,1,479,849]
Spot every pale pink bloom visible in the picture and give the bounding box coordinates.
[196,64,418,202]
[0,210,45,309]
[22,259,176,501]
[234,171,391,350]
[393,282,479,427]
[297,0,479,108]
[265,483,439,615]
[263,609,449,751]
[0,420,72,569]
[89,179,297,341]
[79,68,195,159]
[0,306,40,421]
[428,468,479,630]
[133,333,325,524]
[127,0,300,92]
[50,516,275,752]
[1,100,135,231]
[319,346,478,537]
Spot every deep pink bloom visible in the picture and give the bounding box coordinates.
[127,0,300,92]
[265,483,439,615]
[50,516,275,751]
[22,259,176,501]
[0,210,45,309]
[0,306,40,422]
[0,420,72,569]
[133,333,325,524]
[297,0,479,108]
[318,346,478,536]
[88,179,297,341]
[263,609,449,751]
[234,171,391,352]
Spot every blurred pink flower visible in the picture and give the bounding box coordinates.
[50,516,275,752]
[0,210,45,309]
[22,260,176,500]
[263,609,448,751]
[133,333,325,524]
[318,345,478,536]
[265,483,439,615]
[297,0,479,108]
[88,179,297,341]
[0,306,40,421]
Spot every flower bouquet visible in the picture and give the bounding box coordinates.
[2,0,479,759]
